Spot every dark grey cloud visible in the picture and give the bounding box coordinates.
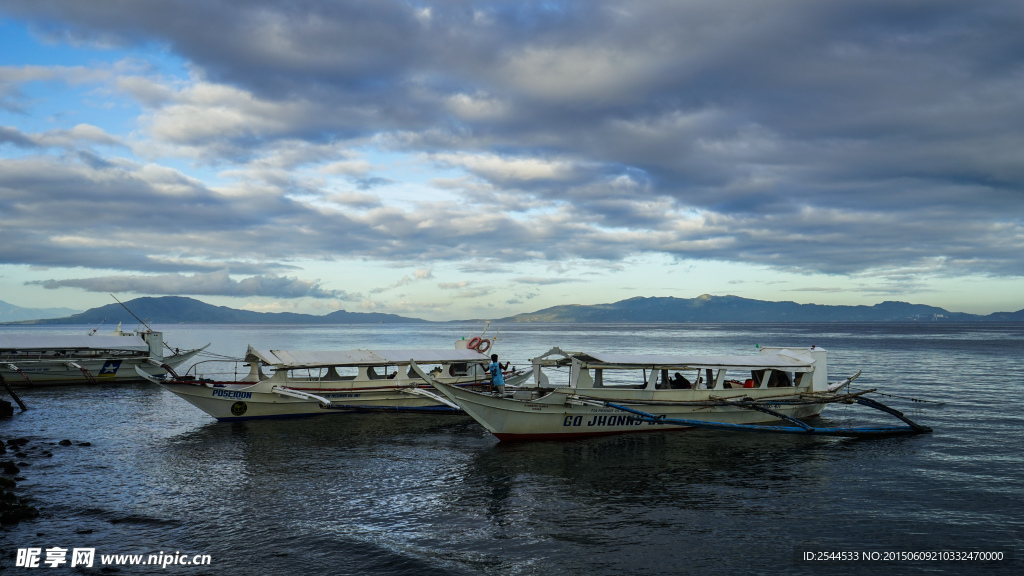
[0,0,1022,281]
[0,154,337,273]
[28,270,352,299]
[0,125,37,148]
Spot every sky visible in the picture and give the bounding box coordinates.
[0,0,1022,321]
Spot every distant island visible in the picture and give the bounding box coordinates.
[0,300,81,322]
[499,295,1024,323]
[3,296,429,325]
[2,294,1022,325]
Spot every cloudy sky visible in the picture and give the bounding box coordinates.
[1,0,1022,320]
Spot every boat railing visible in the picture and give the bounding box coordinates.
[0,350,141,360]
[182,358,271,382]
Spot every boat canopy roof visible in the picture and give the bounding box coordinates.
[246,346,490,369]
[0,334,150,353]
[538,349,817,371]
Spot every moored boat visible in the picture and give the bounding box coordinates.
[141,336,529,421]
[0,325,207,386]
[418,345,932,441]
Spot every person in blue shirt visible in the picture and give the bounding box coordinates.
[487,354,509,395]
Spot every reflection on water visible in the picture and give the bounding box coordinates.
[0,323,1022,575]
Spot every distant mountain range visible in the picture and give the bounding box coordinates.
[501,295,1024,322]
[3,296,428,325]
[2,294,1022,325]
[0,299,81,322]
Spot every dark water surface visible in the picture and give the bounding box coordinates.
[0,323,1021,575]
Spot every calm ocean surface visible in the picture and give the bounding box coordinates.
[0,322,1021,575]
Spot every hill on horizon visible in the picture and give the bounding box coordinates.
[0,299,81,322]
[497,294,1024,323]
[3,294,1022,326]
[3,296,430,325]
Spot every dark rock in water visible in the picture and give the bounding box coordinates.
[0,488,39,525]
[0,400,12,417]
[108,514,182,527]
[76,528,94,534]
[58,439,72,446]
[4,434,56,537]
[0,443,6,454]
[77,442,92,447]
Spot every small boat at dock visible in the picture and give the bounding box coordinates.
[140,336,529,421]
[417,345,932,441]
[0,325,207,386]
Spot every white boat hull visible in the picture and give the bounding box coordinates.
[160,381,483,421]
[430,382,828,440]
[0,350,202,386]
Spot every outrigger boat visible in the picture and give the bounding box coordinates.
[414,345,932,441]
[0,324,207,386]
[139,336,529,421]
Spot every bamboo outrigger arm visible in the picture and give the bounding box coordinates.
[585,397,933,438]
[3,363,34,385]
[270,386,333,405]
[400,385,462,410]
[63,361,96,384]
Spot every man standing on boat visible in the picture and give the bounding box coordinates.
[488,354,509,395]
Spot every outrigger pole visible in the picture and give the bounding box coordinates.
[579,397,932,438]
[111,294,153,331]
[111,294,186,355]
[0,371,29,412]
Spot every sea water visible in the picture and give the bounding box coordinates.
[0,322,1020,575]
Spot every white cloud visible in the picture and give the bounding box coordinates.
[115,75,177,106]
[446,92,509,121]
[145,82,311,145]
[513,277,583,285]
[369,268,434,294]
[320,159,374,176]
[31,124,123,148]
[431,152,578,183]
[326,191,381,209]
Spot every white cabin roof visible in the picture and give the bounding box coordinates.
[0,334,150,353]
[548,350,816,371]
[246,347,490,369]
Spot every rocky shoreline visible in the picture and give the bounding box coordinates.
[0,437,41,525]
[0,436,91,526]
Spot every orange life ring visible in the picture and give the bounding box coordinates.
[476,338,492,353]
[468,337,482,350]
